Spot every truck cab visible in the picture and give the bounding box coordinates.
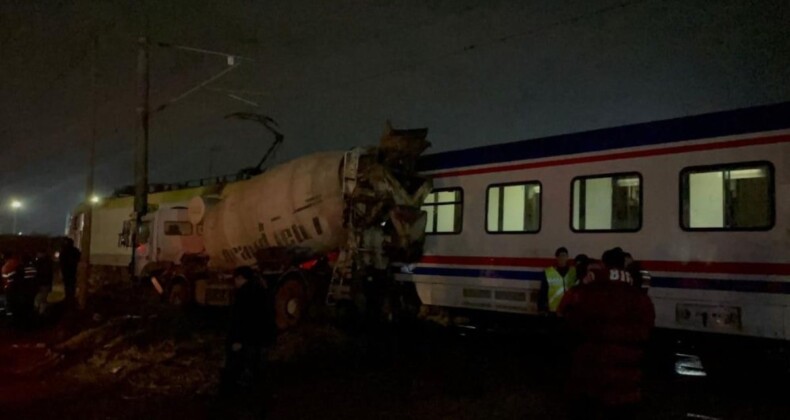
[132,207,203,277]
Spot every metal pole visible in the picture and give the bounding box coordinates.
[132,36,149,277]
[76,34,99,309]
[84,34,98,261]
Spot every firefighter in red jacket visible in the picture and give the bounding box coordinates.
[558,248,655,419]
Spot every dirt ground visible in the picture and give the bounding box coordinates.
[1,285,789,420]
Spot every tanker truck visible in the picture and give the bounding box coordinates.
[69,125,432,328]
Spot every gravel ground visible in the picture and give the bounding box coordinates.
[1,291,789,420]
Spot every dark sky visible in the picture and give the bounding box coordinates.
[1,0,789,234]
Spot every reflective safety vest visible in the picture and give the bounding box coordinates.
[545,266,577,312]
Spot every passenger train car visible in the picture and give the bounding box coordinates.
[399,102,790,342]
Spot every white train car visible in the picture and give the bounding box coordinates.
[399,102,790,342]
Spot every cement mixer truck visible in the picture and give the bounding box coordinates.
[68,125,432,328]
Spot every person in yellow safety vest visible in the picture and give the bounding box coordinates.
[539,247,577,313]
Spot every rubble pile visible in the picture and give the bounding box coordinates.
[57,313,224,397]
[3,280,368,413]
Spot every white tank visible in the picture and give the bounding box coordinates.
[187,126,432,274]
[191,151,347,270]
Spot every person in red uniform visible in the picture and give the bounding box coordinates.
[558,247,655,419]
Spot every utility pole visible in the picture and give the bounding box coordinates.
[84,34,98,257]
[125,37,242,278]
[132,36,150,277]
[77,34,99,309]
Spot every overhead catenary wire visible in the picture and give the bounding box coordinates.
[265,0,656,99]
[155,41,255,62]
[151,62,242,114]
[8,0,657,186]
[21,0,653,139]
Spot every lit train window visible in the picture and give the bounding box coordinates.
[681,162,774,231]
[571,172,642,232]
[486,181,541,233]
[422,188,463,234]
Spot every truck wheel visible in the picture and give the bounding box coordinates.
[168,277,190,306]
[275,276,306,330]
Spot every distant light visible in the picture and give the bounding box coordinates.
[10,200,22,209]
[90,195,101,204]
[17,232,22,236]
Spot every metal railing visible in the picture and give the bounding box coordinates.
[110,171,254,198]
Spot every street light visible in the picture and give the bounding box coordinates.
[10,200,22,234]
[90,195,101,204]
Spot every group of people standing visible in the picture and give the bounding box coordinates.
[0,238,81,328]
[541,246,656,420]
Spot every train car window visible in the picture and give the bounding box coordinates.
[422,188,463,234]
[164,221,194,236]
[680,162,774,231]
[486,181,541,233]
[571,173,642,232]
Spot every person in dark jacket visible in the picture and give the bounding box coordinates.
[34,252,53,287]
[59,238,81,303]
[4,254,38,329]
[32,252,54,316]
[220,266,276,395]
[624,252,651,293]
[559,248,655,420]
[573,254,594,285]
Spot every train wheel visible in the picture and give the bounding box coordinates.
[275,275,307,330]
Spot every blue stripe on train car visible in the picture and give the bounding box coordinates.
[650,276,790,295]
[411,266,544,282]
[418,101,790,172]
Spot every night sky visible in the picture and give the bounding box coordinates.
[1,0,789,234]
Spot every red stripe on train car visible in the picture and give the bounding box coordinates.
[430,133,790,178]
[421,255,555,267]
[420,255,790,276]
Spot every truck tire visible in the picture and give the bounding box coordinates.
[168,276,190,306]
[275,275,306,330]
